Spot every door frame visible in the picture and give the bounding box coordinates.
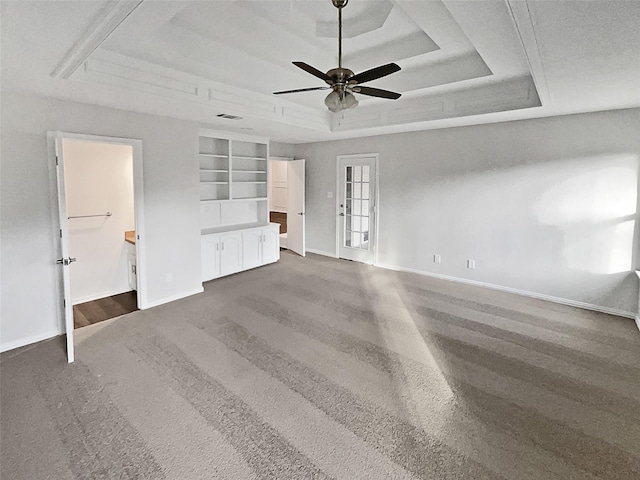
[48,131,146,362]
[335,153,380,265]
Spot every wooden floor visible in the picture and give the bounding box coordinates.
[73,291,138,329]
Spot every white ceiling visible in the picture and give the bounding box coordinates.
[2,0,639,143]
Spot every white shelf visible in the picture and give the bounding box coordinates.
[199,153,228,158]
[200,169,228,172]
[233,181,267,184]
[201,197,268,204]
[201,181,229,185]
[233,156,267,161]
[233,170,266,174]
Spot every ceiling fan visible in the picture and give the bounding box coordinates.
[273,0,402,112]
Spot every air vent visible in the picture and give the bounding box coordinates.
[216,113,243,120]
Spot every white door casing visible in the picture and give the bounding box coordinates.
[50,131,145,363]
[337,154,378,265]
[287,159,306,257]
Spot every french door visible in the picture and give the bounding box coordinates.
[337,154,377,264]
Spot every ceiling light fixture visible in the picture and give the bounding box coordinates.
[274,0,402,112]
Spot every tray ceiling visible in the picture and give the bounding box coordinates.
[2,0,639,143]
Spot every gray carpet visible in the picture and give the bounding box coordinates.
[2,251,640,479]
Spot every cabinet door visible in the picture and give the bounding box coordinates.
[220,233,242,276]
[201,235,220,281]
[242,229,263,270]
[262,227,280,265]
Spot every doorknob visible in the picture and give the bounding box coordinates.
[339,213,345,217]
[69,257,77,263]
[298,212,304,215]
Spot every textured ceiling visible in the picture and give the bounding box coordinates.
[1,0,639,143]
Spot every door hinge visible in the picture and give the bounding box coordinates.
[63,299,66,308]
[56,156,59,166]
[59,229,62,238]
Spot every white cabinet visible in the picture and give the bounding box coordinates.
[201,224,279,282]
[201,235,220,281]
[126,241,137,290]
[201,232,243,281]
[262,226,280,264]
[220,232,242,276]
[241,224,279,270]
[242,229,263,270]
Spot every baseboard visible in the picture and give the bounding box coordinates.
[375,262,636,320]
[0,328,62,354]
[141,286,204,309]
[306,248,337,258]
[73,288,133,306]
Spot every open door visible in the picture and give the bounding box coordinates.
[287,159,306,257]
[54,132,75,363]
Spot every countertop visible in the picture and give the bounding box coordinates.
[125,230,136,245]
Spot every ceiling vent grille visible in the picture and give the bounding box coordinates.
[216,113,243,120]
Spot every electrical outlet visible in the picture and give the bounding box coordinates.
[434,254,441,264]
[467,260,476,269]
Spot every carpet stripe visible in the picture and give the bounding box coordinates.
[128,333,334,480]
[233,294,640,476]
[192,317,504,480]
[35,360,165,480]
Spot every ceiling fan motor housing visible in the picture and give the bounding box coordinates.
[326,68,354,86]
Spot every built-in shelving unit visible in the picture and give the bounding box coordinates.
[199,130,271,231]
[199,130,279,282]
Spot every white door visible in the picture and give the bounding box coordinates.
[262,226,280,264]
[242,230,263,270]
[287,160,306,257]
[54,132,75,363]
[338,155,377,264]
[220,233,243,276]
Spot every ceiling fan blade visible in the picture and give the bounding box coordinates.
[292,62,333,83]
[352,86,401,100]
[348,63,401,85]
[273,86,330,95]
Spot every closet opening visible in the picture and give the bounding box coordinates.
[268,157,306,256]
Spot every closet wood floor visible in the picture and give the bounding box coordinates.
[73,291,138,329]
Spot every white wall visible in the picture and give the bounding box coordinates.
[64,140,134,304]
[0,93,202,352]
[295,108,640,317]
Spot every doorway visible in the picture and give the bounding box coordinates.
[268,158,306,256]
[337,154,378,264]
[50,132,145,362]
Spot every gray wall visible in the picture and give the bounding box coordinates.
[295,108,640,316]
[270,141,295,158]
[1,94,202,351]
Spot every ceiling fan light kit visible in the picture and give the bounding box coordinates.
[274,0,402,112]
